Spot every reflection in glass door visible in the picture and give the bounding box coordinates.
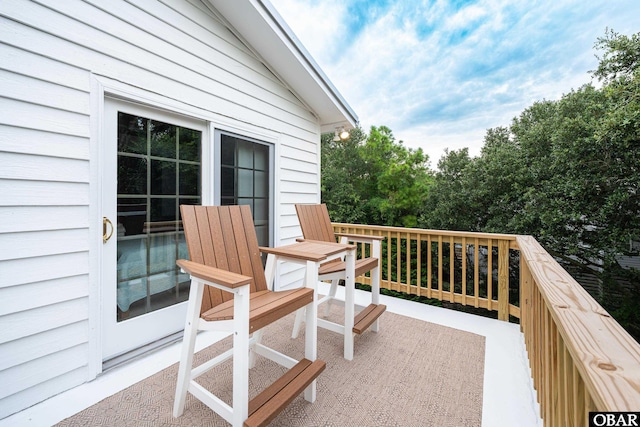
[218,133,272,247]
[116,112,201,321]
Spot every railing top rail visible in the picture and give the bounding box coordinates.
[332,222,520,241]
[517,235,640,412]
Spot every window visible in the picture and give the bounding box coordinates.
[216,131,273,247]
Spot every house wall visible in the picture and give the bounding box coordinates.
[0,0,321,418]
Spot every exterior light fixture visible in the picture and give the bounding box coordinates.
[333,126,351,141]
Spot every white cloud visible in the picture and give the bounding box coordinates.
[268,0,346,65]
[269,0,640,165]
[444,4,488,32]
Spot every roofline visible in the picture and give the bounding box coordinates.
[257,0,358,127]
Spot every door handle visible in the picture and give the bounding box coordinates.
[103,217,114,243]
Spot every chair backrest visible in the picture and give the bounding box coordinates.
[295,204,337,243]
[180,204,268,315]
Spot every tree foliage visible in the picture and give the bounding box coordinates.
[321,125,432,227]
[320,30,639,337]
[419,29,640,336]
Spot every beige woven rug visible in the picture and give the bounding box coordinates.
[58,310,485,426]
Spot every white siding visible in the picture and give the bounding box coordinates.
[0,0,322,418]
[0,126,90,160]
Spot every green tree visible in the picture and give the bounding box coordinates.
[422,29,640,338]
[321,125,432,227]
[360,126,432,227]
[320,126,369,224]
[420,147,477,230]
[421,126,525,232]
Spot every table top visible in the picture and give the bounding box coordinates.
[260,239,355,262]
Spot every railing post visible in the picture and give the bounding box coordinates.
[498,240,509,321]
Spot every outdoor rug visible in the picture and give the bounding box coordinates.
[57,308,485,426]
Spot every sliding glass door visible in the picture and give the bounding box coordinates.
[102,98,205,361]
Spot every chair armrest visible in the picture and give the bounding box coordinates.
[336,233,385,244]
[259,246,327,262]
[176,259,252,289]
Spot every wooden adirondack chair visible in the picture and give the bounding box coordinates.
[293,203,386,360]
[174,205,326,427]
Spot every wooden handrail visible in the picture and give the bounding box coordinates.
[331,222,640,424]
[518,235,640,421]
[332,222,519,320]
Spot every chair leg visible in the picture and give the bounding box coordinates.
[324,278,339,317]
[303,260,319,402]
[291,307,305,339]
[249,330,263,368]
[343,250,356,361]
[232,285,250,426]
[173,279,205,417]
[266,251,305,340]
[291,252,322,339]
[330,236,348,318]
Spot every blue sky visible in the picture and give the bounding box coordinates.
[269,0,640,166]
